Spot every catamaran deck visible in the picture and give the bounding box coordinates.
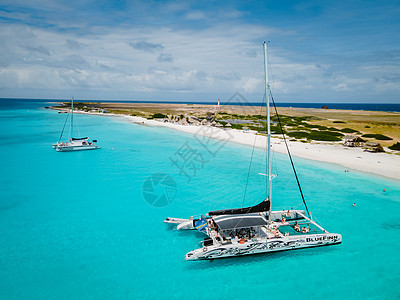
[206,210,326,246]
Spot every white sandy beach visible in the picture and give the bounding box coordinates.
[122,115,400,181]
[64,109,400,180]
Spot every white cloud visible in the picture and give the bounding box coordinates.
[158,53,173,63]
[128,41,165,52]
[185,11,207,20]
[0,18,399,102]
[242,78,262,93]
[332,82,351,92]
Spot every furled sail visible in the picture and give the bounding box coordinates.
[208,199,270,216]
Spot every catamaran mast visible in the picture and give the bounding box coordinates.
[70,97,74,139]
[263,42,272,212]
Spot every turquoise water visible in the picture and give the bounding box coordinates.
[1,101,399,299]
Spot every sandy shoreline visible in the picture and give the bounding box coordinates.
[56,108,400,180]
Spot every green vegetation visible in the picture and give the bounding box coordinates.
[340,128,359,133]
[322,131,344,137]
[362,134,392,140]
[365,125,371,128]
[333,120,346,123]
[303,123,329,130]
[325,127,340,131]
[287,131,309,139]
[218,121,228,126]
[388,142,400,150]
[108,109,131,115]
[308,131,342,141]
[230,124,244,130]
[129,110,145,117]
[270,115,314,127]
[151,113,167,119]
[270,125,286,134]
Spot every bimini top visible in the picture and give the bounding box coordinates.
[71,137,88,140]
[208,200,270,216]
[212,213,268,230]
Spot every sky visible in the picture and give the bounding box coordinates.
[0,0,399,103]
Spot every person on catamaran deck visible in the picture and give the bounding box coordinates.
[294,221,300,232]
[302,224,310,233]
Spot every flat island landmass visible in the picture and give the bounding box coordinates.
[50,102,400,180]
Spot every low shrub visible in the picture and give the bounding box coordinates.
[230,124,244,130]
[314,130,344,137]
[388,142,400,150]
[326,127,341,131]
[287,131,309,139]
[303,123,327,130]
[218,121,227,126]
[270,126,286,134]
[340,128,359,133]
[308,131,343,141]
[152,113,166,119]
[362,134,392,140]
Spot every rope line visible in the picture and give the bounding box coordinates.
[270,93,311,218]
[58,112,70,142]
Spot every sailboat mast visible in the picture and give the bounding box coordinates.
[70,97,74,139]
[263,42,272,207]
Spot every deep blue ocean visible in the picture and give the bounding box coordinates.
[1,99,399,299]
[1,98,400,112]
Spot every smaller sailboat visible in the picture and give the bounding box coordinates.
[53,98,100,152]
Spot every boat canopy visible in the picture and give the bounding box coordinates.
[208,200,270,216]
[212,213,268,230]
[71,137,88,140]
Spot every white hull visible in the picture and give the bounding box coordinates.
[167,209,342,261]
[53,138,100,152]
[186,233,342,260]
[164,217,192,225]
[55,145,100,152]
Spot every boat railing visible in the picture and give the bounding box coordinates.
[297,211,329,233]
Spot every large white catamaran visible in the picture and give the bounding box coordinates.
[53,98,100,152]
[165,42,342,261]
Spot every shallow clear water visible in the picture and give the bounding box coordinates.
[0,101,399,299]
